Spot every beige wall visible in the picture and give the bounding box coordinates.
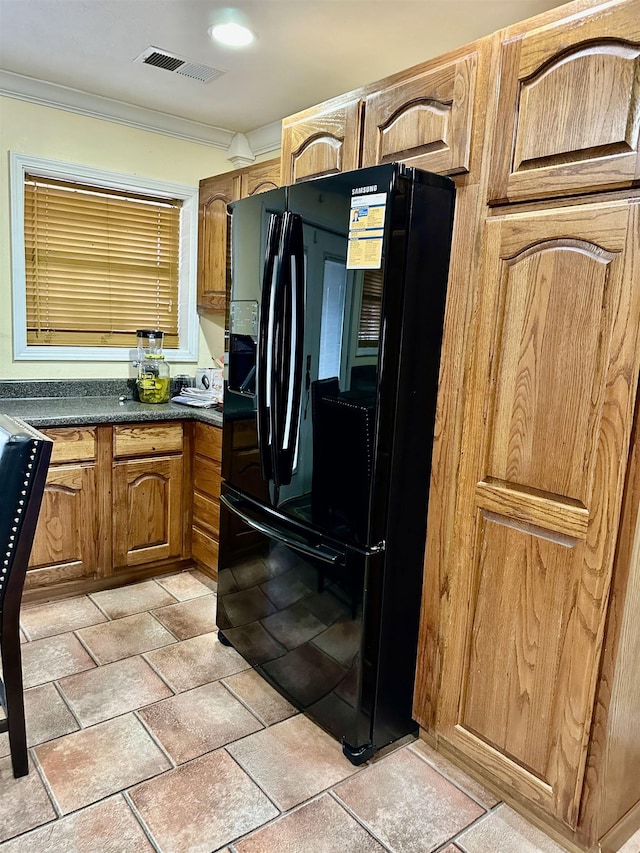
[0,96,235,381]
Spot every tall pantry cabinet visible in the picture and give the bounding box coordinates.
[411,2,640,851]
[278,1,640,850]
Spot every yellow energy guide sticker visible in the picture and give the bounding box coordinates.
[347,192,386,269]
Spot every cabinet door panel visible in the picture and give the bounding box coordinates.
[239,158,280,197]
[361,52,477,175]
[489,3,640,202]
[197,173,239,313]
[280,98,362,184]
[438,198,640,828]
[26,464,97,588]
[113,456,183,567]
[463,516,585,778]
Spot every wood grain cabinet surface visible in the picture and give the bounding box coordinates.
[428,196,640,831]
[197,158,280,315]
[280,95,363,184]
[111,423,186,571]
[112,455,184,570]
[405,2,640,850]
[488,0,640,203]
[197,171,238,315]
[239,159,280,198]
[27,427,97,591]
[280,41,488,184]
[191,421,222,577]
[361,48,479,176]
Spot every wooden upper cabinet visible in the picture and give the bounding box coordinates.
[113,423,183,458]
[239,158,280,197]
[280,96,363,184]
[435,197,640,827]
[197,159,280,315]
[197,171,239,314]
[488,1,640,203]
[361,50,478,175]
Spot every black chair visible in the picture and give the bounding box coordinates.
[0,415,52,778]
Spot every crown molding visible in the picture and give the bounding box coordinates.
[0,70,282,156]
[247,121,282,157]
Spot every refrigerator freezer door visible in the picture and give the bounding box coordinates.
[225,164,409,550]
[217,485,370,752]
[219,491,345,566]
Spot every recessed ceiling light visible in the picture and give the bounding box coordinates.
[209,22,254,47]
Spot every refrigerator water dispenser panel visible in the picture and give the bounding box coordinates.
[228,300,259,397]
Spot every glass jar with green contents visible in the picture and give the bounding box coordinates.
[136,330,171,403]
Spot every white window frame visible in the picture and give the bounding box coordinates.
[9,152,199,362]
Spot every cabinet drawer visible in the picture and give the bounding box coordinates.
[42,427,96,464]
[192,526,219,575]
[194,455,222,500]
[113,423,183,458]
[193,492,220,538]
[194,421,222,463]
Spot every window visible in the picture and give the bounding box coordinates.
[10,153,199,361]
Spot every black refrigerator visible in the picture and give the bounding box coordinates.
[216,162,455,764]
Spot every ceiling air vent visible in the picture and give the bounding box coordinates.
[135,46,224,84]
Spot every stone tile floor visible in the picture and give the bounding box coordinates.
[1,569,638,853]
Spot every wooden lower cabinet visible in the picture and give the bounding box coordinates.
[27,426,98,591]
[111,422,186,571]
[190,422,222,578]
[26,463,97,590]
[112,455,184,569]
[24,421,195,601]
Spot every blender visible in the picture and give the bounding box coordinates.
[135,330,171,403]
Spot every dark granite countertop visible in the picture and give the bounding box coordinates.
[0,379,223,429]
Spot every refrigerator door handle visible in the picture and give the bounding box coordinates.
[220,493,345,565]
[279,213,305,474]
[257,212,283,482]
[269,214,288,487]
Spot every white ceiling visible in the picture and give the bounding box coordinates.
[0,0,567,155]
